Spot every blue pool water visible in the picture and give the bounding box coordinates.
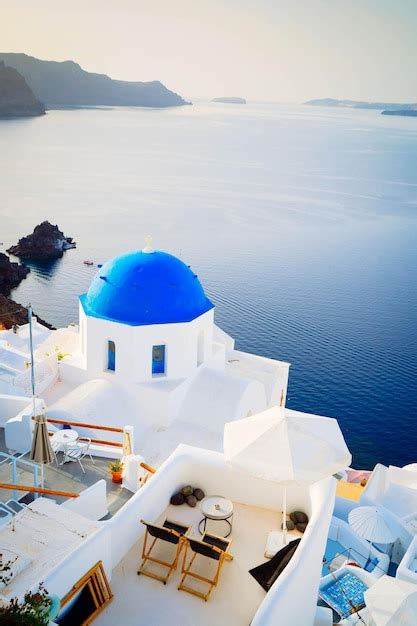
[320,571,368,619]
[1,103,416,468]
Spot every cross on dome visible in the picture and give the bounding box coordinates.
[143,235,154,254]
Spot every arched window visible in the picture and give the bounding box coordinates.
[152,345,166,375]
[107,340,116,371]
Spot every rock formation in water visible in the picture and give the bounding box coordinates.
[7,221,76,260]
[0,253,30,295]
[0,53,190,108]
[0,60,45,118]
[304,98,417,111]
[212,97,246,104]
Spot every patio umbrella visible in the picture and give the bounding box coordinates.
[348,506,398,544]
[30,414,54,489]
[365,575,417,626]
[224,406,351,543]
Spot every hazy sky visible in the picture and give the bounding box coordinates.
[2,0,417,102]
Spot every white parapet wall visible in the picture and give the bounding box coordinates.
[44,444,335,626]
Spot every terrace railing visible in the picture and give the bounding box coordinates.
[0,451,39,500]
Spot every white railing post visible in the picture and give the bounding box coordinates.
[123,425,134,456]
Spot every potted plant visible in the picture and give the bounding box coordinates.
[0,584,52,626]
[108,459,124,483]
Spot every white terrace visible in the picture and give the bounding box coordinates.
[40,445,335,626]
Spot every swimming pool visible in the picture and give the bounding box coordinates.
[320,571,368,619]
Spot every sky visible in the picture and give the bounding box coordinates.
[2,0,417,102]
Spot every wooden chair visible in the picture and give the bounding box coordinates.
[178,532,233,601]
[138,519,191,584]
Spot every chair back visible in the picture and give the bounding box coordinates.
[142,521,182,545]
[188,538,223,561]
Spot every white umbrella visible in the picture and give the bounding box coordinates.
[365,575,417,626]
[224,406,351,543]
[348,507,398,544]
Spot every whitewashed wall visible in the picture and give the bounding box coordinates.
[81,305,214,383]
[45,445,335,626]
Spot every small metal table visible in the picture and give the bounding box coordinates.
[51,430,78,464]
[198,495,234,538]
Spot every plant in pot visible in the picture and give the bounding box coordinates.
[0,583,52,626]
[108,459,124,483]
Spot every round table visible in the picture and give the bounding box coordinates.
[51,430,78,463]
[198,495,234,537]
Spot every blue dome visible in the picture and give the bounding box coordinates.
[80,250,214,326]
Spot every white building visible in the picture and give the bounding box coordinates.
[36,245,290,461]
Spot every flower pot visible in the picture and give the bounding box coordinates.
[111,471,123,484]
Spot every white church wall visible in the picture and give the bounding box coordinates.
[81,303,214,383]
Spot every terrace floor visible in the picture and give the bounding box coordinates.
[0,428,131,516]
[96,502,302,626]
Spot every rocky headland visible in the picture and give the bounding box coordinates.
[212,97,246,104]
[0,53,190,108]
[7,221,76,260]
[0,253,54,330]
[304,98,417,112]
[381,109,417,117]
[0,253,29,295]
[0,60,45,118]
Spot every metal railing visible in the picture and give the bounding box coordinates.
[0,451,39,500]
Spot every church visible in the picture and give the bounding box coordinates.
[16,244,291,464]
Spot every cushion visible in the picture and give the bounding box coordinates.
[193,488,205,501]
[170,492,185,506]
[181,485,193,497]
[290,511,309,524]
[185,495,197,507]
[296,522,308,533]
[250,539,301,591]
[265,530,285,558]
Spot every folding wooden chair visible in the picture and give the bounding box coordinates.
[138,518,191,584]
[178,532,233,601]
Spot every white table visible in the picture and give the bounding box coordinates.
[199,495,234,537]
[51,430,78,463]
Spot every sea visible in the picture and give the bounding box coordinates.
[1,102,416,469]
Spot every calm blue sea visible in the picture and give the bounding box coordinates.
[1,102,416,469]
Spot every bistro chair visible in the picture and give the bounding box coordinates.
[65,437,94,473]
[178,532,233,601]
[138,518,191,584]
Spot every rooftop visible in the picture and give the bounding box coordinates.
[96,501,301,626]
[0,428,131,516]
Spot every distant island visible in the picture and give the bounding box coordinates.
[212,97,246,104]
[381,109,417,117]
[304,98,417,112]
[0,53,189,108]
[0,60,45,118]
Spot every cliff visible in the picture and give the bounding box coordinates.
[0,253,30,295]
[0,53,189,108]
[0,295,54,331]
[304,98,417,111]
[0,60,45,118]
[7,221,76,260]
